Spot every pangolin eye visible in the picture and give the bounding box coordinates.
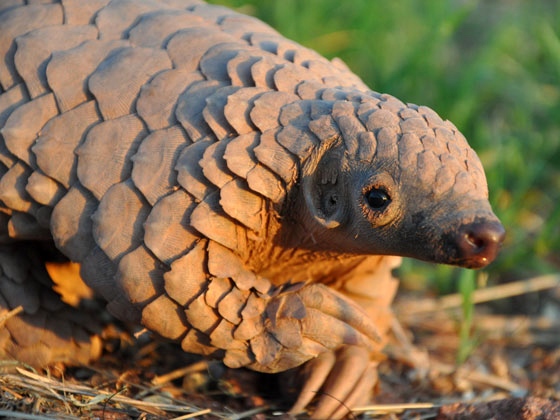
[366,188,391,210]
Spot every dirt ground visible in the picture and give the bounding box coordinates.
[1,275,559,419]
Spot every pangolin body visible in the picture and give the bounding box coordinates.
[0,0,504,417]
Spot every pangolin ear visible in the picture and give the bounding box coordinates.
[302,140,348,229]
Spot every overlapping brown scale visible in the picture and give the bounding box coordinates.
[204,276,232,309]
[254,129,297,185]
[377,93,407,113]
[137,69,203,131]
[218,287,251,325]
[128,9,202,49]
[95,0,175,40]
[222,133,286,205]
[434,159,462,197]
[131,126,189,206]
[0,86,28,169]
[224,87,269,134]
[219,178,266,233]
[0,3,62,90]
[50,186,97,262]
[275,125,316,164]
[202,85,239,140]
[200,137,235,189]
[46,39,129,113]
[249,91,299,132]
[60,0,111,25]
[356,96,381,127]
[77,115,147,200]
[209,319,245,350]
[418,105,446,128]
[374,127,399,163]
[33,101,101,189]
[465,148,488,193]
[88,47,171,120]
[141,294,189,340]
[175,138,215,201]
[363,108,401,133]
[143,189,199,264]
[181,328,218,357]
[190,192,246,252]
[223,132,259,178]
[25,171,65,207]
[453,170,477,196]
[166,27,235,72]
[175,79,227,142]
[189,3,236,23]
[291,47,328,68]
[0,162,36,213]
[2,92,58,167]
[248,32,279,55]
[246,164,285,207]
[116,244,165,305]
[330,101,363,154]
[185,292,221,334]
[234,292,266,340]
[249,56,282,89]
[80,245,120,303]
[91,180,150,263]
[200,43,250,83]
[249,32,302,64]
[226,52,261,87]
[163,240,209,307]
[78,246,113,290]
[308,115,340,146]
[416,150,441,187]
[321,86,364,102]
[273,64,318,95]
[219,14,279,40]
[420,134,448,160]
[399,113,430,136]
[14,25,98,99]
[296,80,326,100]
[250,331,282,366]
[398,133,424,170]
[223,346,254,369]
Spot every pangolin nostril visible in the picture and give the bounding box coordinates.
[457,220,505,267]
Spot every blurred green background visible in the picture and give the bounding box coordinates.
[210,0,560,294]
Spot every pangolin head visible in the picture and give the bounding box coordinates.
[299,93,505,269]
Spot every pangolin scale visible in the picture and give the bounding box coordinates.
[0,1,504,417]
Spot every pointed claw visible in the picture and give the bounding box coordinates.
[330,363,378,419]
[297,284,381,344]
[288,350,336,415]
[311,346,371,419]
[301,308,375,352]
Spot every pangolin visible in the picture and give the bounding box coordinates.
[0,0,505,418]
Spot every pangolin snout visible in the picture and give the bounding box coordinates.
[455,220,506,268]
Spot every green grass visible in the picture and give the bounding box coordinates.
[210,0,560,292]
